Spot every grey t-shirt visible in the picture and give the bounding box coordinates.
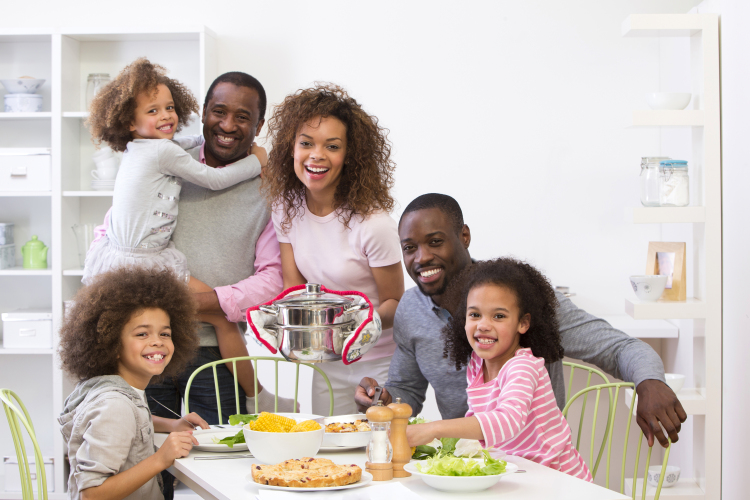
[385,287,666,418]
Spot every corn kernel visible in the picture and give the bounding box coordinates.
[290,420,322,433]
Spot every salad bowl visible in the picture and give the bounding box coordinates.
[403,457,518,492]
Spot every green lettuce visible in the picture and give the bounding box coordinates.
[416,450,506,476]
[210,414,259,447]
[228,414,259,426]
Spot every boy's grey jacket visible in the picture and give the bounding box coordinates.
[385,289,666,418]
[58,375,163,500]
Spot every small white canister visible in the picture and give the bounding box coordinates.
[4,93,43,113]
[1,309,52,348]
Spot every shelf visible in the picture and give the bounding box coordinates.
[622,13,715,37]
[625,388,706,416]
[62,191,113,197]
[0,191,52,197]
[0,347,53,355]
[63,268,83,276]
[625,298,706,320]
[62,111,89,118]
[60,26,216,42]
[624,477,705,499]
[628,207,706,224]
[600,315,678,339]
[632,110,704,127]
[0,112,52,120]
[0,267,52,276]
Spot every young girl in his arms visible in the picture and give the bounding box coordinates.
[263,83,404,415]
[58,267,208,500]
[83,58,266,412]
[406,258,593,481]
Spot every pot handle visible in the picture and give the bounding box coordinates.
[344,302,369,314]
[259,304,279,315]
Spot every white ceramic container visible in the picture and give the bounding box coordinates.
[0,78,45,94]
[243,425,323,464]
[664,373,685,393]
[1,309,53,349]
[646,92,692,110]
[0,148,51,191]
[629,275,668,302]
[0,223,13,245]
[647,465,680,488]
[4,93,43,112]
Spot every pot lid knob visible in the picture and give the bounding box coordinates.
[305,283,322,295]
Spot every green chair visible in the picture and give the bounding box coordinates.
[562,361,611,478]
[1,389,48,500]
[562,382,672,500]
[184,356,335,423]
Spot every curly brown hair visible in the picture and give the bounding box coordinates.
[264,83,396,231]
[442,257,564,369]
[58,267,200,382]
[86,57,199,152]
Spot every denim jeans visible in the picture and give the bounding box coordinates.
[146,347,246,500]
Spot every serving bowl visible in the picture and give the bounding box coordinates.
[4,93,42,113]
[647,465,680,488]
[1,78,45,94]
[314,414,371,448]
[646,92,692,110]
[629,275,668,302]
[664,373,685,393]
[243,416,323,464]
[403,458,518,492]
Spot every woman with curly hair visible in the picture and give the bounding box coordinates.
[406,258,592,481]
[264,83,403,415]
[83,58,267,408]
[58,267,208,500]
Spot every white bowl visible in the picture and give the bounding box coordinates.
[404,459,518,492]
[243,417,323,464]
[647,465,680,488]
[314,414,371,448]
[646,92,692,110]
[629,275,668,302]
[1,78,45,94]
[4,93,42,113]
[664,373,685,393]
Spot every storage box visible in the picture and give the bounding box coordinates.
[3,456,54,493]
[0,223,13,245]
[0,148,51,192]
[0,244,14,269]
[1,309,52,348]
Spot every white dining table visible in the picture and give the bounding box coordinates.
[155,433,628,500]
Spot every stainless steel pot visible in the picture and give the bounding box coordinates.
[260,283,369,363]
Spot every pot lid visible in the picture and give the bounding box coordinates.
[22,235,46,249]
[275,283,354,308]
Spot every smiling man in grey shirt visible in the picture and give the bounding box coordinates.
[355,193,687,448]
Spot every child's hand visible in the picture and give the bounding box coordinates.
[406,422,437,448]
[250,142,268,169]
[173,412,210,431]
[155,431,197,469]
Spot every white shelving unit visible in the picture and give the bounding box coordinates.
[0,27,216,498]
[622,13,720,500]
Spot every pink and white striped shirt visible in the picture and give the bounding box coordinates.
[466,348,592,482]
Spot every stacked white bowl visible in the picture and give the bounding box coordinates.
[1,77,45,113]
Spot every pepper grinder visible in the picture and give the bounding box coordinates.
[365,401,394,481]
[388,397,412,478]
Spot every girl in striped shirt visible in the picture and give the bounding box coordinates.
[406,257,592,481]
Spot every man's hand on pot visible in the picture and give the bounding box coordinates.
[635,379,687,448]
[354,377,391,413]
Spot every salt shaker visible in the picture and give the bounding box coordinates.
[365,401,394,481]
[388,397,412,478]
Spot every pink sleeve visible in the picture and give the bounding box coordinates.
[270,205,290,244]
[361,213,401,268]
[473,357,540,448]
[90,207,112,250]
[213,219,284,322]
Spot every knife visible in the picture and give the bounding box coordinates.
[149,396,200,430]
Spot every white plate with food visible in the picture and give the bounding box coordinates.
[247,458,372,491]
[314,414,372,447]
[403,457,518,492]
[319,445,367,452]
[192,426,248,452]
[247,472,372,491]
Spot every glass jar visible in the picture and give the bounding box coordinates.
[85,73,111,110]
[640,157,671,207]
[659,160,690,207]
[366,421,393,463]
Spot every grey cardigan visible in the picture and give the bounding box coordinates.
[58,375,163,500]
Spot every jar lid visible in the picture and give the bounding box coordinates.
[366,401,394,422]
[87,73,110,78]
[659,160,688,168]
[642,157,671,161]
[275,283,353,308]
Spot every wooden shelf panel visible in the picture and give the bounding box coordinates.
[600,315,678,339]
[62,191,113,197]
[632,110,704,126]
[0,267,52,276]
[622,13,715,37]
[625,298,706,320]
[625,388,706,416]
[629,207,706,224]
[0,112,52,120]
[625,477,705,499]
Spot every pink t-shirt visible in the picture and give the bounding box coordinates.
[466,348,592,482]
[272,205,402,361]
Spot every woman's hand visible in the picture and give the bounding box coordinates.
[250,142,268,169]
[154,431,197,469]
[406,422,438,447]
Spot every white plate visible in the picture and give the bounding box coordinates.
[247,471,373,491]
[193,426,248,452]
[319,445,366,452]
[403,459,518,492]
[314,414,372,447]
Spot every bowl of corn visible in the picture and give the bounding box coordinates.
[243,412,324,464]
